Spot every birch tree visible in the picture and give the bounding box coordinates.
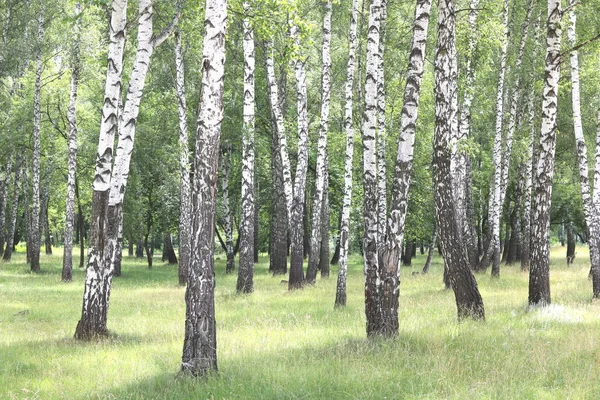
[175,29,190,286]
[3,162,20,262]
[181,0,228,376]
[335,0,359,307]
[529,0,562,306]
[0,160,12,255]
[62,1,81,282]
[237,1,256,293]
[306,0,332,284]
[434,0,484,320]
[74,0,128,339]
[30,2,44,272]
[566,1,600,297]
[376,0,432,334]
[376,0,388,244]
[220,143,235,274]
[478,0,509,274]
[362,0,383,335]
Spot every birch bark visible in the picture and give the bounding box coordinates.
[362,0,383,335]
[376,0,432,333]
[74,0,127,339]
[0,160,12,255]
[566,2,600,297]
[376,0,388,244]
[306,0,333,284]
[529,0,562,306]
[434,0,484,320]
[30,3,44,272]
[334,0,360,308]
[62,1,81,282]
[220,143,235,274]
[237,2,255,292]
[181,0,227,376]
[175,29,191,286]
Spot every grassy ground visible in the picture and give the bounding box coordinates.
[1,245,600,399]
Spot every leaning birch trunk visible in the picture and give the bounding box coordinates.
[237,2,255,292]
[529,0,562,307]
[306,0,333,284]
[287,19,311,290]
[74,0,127,340]
[454,0,479,269]
[175,29,191,286]
[108,1,181,277]
[362,0,383,335]
[181,0,227,376]
[2,162,19,261]
[334,0,359,308]
[376,0,388,244]
[30,5,44,272]
[0,161,12,255]
[434,0,484,320]
[377,0,432,334]
[62,2,81,282]
[220,143,235,274]
[479,0,509,274]
[566,3,600,298]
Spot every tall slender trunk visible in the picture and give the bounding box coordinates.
[434,0,484,321]
[566,1,600,296]
[30,4,44,272]
[41,184,51,255]
[376,0,388,245]
[220,143,235,274]
[62,2,81,281]
[529,0,562,307]
[175,29,191,286]
[478,0,509,275]
[362,0,384,335]
[454,0,479,269]
[2,162,20,262]
[306,0,333,284]
[319,154,330,278]
[334,0,360,308]
[74,0,128,340]
[181,0,227,377]
[375,0,432,334]
[287,19,310,290]
[237,2,256,293]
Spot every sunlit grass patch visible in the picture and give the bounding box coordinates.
[1,245,600,398]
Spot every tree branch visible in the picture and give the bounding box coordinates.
[151,1,184,49]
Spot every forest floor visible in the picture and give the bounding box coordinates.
[1,245,600,399]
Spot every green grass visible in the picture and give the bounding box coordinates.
[2,245,600,399]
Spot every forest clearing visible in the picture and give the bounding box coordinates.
[2,246,600,399]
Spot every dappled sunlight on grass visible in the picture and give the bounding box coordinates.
[2,245,600,398]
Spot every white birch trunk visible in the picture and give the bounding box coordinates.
[0,160,12,255]
[480,0,509,273]
[376,0,388,244]
[75,0,128,340]
[454,0,479,268]
[2,161,19,261]
[335,0,360,308]
[237,1,255,293]
[182,0,227,377]
[362,0,383,335]
[175,29,191,286]
[378,0,432,334]
[62,1,81,282]
[566,3,600,297]
[220,142,235,274]
[30,4,44,272]
[306,0,333,284]
[529,0,562,306]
